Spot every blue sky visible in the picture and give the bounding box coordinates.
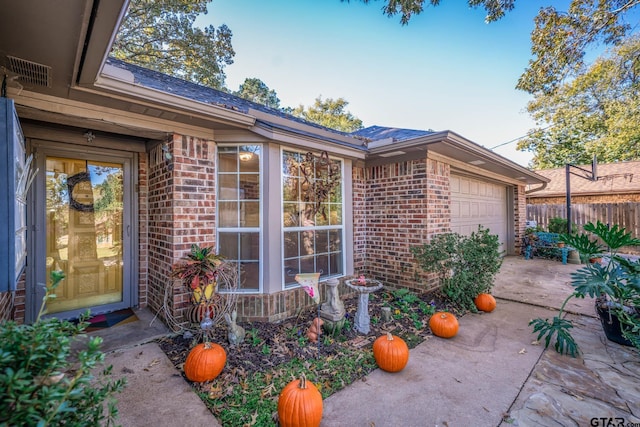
[199,1,574,167]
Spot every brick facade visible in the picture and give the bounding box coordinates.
[514,185,527,255]
[361,157,446,291]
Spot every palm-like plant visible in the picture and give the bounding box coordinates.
[530,221,640,356]
[171,244,224,303]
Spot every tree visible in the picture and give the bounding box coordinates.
[354,0,639,94]
[290,96,364,132]
[111,0,234,89]
[234,78,281,109]
[517,35,640,169]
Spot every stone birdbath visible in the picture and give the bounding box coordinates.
[345,278,383,334]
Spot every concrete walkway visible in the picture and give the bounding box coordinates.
[103,256,639,427]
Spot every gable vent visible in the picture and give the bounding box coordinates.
[7,56,51,87]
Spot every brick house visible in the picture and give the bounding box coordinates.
[0,1,546,326]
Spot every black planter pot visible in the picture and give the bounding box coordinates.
[595,304,633,347]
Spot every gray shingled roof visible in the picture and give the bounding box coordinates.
[351,125,436,142]
[106,58,439,149]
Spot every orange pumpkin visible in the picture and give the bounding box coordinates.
[278,374,323,427]
[474,293,497,313]
[184,342,226,382]
[429,312,459,338]
[373,332,409,372]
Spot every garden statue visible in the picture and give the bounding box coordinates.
[320,278,346,334]
[224,310,245,346]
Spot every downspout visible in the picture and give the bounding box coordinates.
[525,181,547,194]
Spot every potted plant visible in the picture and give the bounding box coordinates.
[530,221,640,356]
[171,244,225,323]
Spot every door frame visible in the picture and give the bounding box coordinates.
[26,139,139,322]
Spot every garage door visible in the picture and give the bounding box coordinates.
[450,174,508,250]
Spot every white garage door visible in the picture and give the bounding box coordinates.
[450,174,508,249]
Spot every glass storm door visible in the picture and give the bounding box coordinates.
[35,153,131,318]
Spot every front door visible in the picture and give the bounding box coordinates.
[30,144,135,321]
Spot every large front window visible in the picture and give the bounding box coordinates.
[217,145,261,291]
[282,150,344,287]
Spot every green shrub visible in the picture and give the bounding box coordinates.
[0,271,126,426]
[548,217,574,234]
[411,226,503,311]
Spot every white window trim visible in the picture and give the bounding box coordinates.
[280,146,346,290]
[216,143,264,294]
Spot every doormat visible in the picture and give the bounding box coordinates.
[79,308,138,332]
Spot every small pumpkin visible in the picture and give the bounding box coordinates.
[429,312,459,338]
[474,293,497,313]
[373,332,409,372]
[278,374,323,427]
[184,341,226,382]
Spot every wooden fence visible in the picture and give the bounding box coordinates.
[527,202,640,240]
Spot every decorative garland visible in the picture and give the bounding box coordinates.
[67,171,94,212]
[299,150,341,220]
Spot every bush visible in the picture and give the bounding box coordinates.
[0,271,126,426]
[411,226,503,311]
[548,217,573,234]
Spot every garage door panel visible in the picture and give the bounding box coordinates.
[451,174,507,249]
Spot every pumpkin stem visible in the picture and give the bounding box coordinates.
[204,341,212,349]
[299,373,307,389]
[386,332,393,341]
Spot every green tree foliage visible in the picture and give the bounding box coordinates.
[234,78,281,109]
[354,0,639,94]
[517,35,640,168]
[111,0,234,89]
[290,96,364,132]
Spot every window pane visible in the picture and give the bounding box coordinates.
[315,230,328,253]
[240,174,260,200]
[316,255,329,276]
[329,253,342,275]
[282,177,300,202]
[300,230,315,256]
[315,204,329,226]
[284,231,299,259]
[239,146,260,173]
[219,175,238,200]
[218,147,238,172]
[218,201,238,227]
[218,233,239,259]
[239,232,260,260]
[330,204,342,225]
[328,229,342,252]
[282,151,301,176]
[240,201,259,227]
[300,256,315,273]
[283,203,300,227]
[239,262,259,290]
[284,258,299,285]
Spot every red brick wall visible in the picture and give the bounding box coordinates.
[362,158,445,290]
[138,154,149,308]
[0,274,25,323]
[515,185,526,254]
[147,134,217,330]
[352,164,367,274]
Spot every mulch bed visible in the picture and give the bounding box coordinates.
[156,287,463,392]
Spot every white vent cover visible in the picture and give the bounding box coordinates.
[7,56,51,87]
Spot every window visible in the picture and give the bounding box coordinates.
[282,150,343,287]
[217,145,261,291]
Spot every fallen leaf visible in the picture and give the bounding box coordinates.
[531,340,540,345]
[519,348,526,354]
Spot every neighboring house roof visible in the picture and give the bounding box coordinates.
[527,161,640,198]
